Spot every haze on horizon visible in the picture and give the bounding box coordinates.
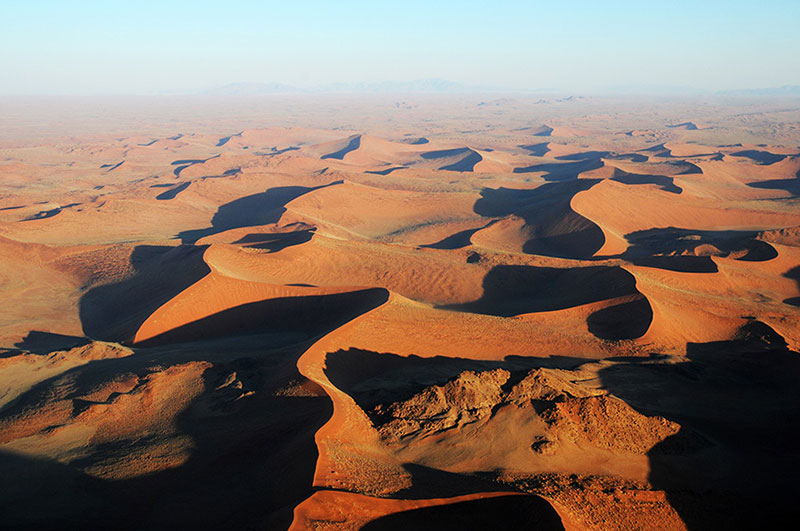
[2,0,799,96]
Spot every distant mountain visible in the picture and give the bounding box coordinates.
[203,79,508,95]
[203,82,301,95]
[315,79,472,93]
[718,85,800,97]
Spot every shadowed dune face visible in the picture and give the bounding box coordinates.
[640,143,672,157]
[671,160,703,175]
[731,149,787,165]
[555,150,610,161]
[599,322,800,530]
[473,181,606,259]
[609,152,649,162]
[611,168,682,194]
[155,182,191,200]
[321,135,362,160]
[14,331,91,355]
[421,224,491,250]
[445,264,648,322]
[361,494,564,531]
[747,171,800,195]
[0,339,332,531]
[136,288,389,347]
[232,228,315,252]
[519,142,550,157]
[172,155,220,177]
[401,136,429,145]
[79,245,211,343]
[586,297,653,340]
[365,166,405,175]
[666,122,702,131]
[324,348,589,417]
[22,203,81,221]
[179,183,337,243]
[420,147,483,171]
[513,158,604,180]
[784,266,800,307]
[622,227,779,273]
[531,125,554,137]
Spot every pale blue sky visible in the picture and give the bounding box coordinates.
[1,0,799,94]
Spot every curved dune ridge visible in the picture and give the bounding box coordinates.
[420,147,484,172]
[666,121,707,131]
[471,181,606,259]
[1,110,800,531]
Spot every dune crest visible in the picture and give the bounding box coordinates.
[1,96,799,530]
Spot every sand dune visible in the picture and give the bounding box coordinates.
[666,121,707,131]
[1,97,799,530]
[420,147,483,171]
[519,142,550,156]
[471,181,606,259]
[282,180,481,240]
[133,267,388,345]
[292,490,564,530]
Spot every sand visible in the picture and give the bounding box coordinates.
[0,94,799,530]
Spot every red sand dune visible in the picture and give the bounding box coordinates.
[1,97,799,530]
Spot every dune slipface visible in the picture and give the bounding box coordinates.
[0,96,799,531]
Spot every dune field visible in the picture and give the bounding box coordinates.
[1,94,799,530]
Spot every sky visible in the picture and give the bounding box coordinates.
[2,0,799,95]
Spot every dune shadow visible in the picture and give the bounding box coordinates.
[667,122,700,130]
[170,158,207,166]
[232,229,315,252]
[555,150,610,161]
[631,255,718,273]
[22,203,81,221]
[14,331,91,355]
[322,135,361,160]
[621,227,778,273]
[513,158,603,181]
[392,463,510,499]
[361,493,564,531]
[608,152,649,162]
[137,288,389,347]
[421,147,483,172]
[365,166,406,175]
[0,338,332,530]
[670,160,703,175]
[420,223,493,250]
[784,266,800,307]
[155,182,191,200]
[216,133,241,147]
[441,264,646,322]
[586,297,653,340]
[641,143,672,157]
[611,168,682,194]
[325,348,588,426]
[256,146,300,156]
[532,125,554,137]
[2,276,395,528]
[171,155,221,178]
[79,245,211,343]
[731,150,787,165]
[519,142,550,157]
[179,182,339,244]
[473,180,605,259]
[747,176,800,195]
[598,321,800,530]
